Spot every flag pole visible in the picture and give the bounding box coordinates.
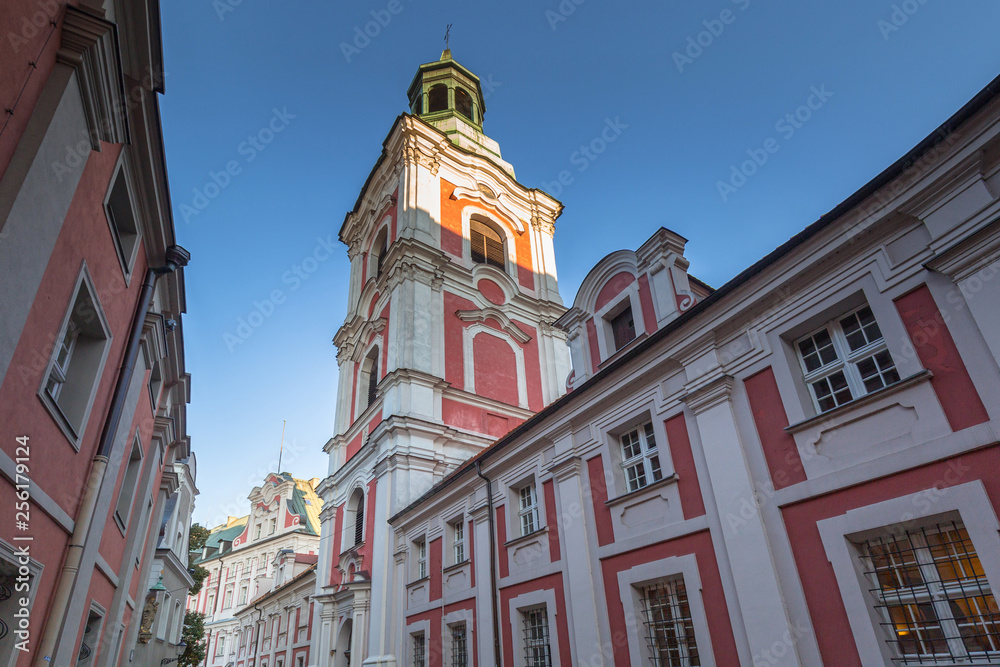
[277,419,286,473]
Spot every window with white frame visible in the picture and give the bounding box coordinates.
[255,523,262,540]
[413,632,427,667]
[239,584,248,606]
[105,165,141,276]
[222,584,234,609]
[518,483,540,537]
[450,623,468,667]
[269,517,276,535]
[470,218,505,270]
[638,578,700,666]
[415,538,428,580]
[216,634,226,656]
[608,304,636,352]
[856,520,999,664]
[114,435,144,529]
[620,422,663,493]
[40,269,112,445]
[795,305,901,413]
[452,519,466,564]
[77,607,105,665]
[522,606,552,667]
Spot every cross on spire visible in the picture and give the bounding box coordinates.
[444,23,452,50]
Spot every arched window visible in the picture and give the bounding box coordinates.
[428,84,448,113]
[349,489,365,547]
[470,219,505,270]
[373,227,388,279]
[362,347,380,408]
[455,87,473,121]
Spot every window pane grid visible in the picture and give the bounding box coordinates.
[413,633,426,667]
[621,424,664,492]
[797,305,900,414]
[640,580,700,666]
[860,522,1000,663]
[519,484,539,536]
[522,607,552,667]
[451,624,468,667]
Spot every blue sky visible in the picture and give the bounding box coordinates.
[159,0,1000,526]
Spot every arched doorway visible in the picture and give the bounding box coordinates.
[335,619,353,667]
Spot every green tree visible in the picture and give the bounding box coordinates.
[187,563,209,596]
[178,611,207,667]
[189,523,210,552]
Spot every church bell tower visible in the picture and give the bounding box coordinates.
[312,50,570,666]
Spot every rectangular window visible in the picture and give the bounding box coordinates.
[610,306,637,352]
[255,523,262,540]
[239,585,248,606]
[639,579,700,666]
[796,305,900,413]
[223,585,234,610]
[452,520,466,564]
[522,606,552,667]
[620,422,663,493]
[416,538,427,580]
[77,607,105,665]
[105,165,141,275]
[413,633,426,667]
[39,268,112,446]
[114,436,144,529]
[450,623,468,667]
[216,635,226,656]
[518,483,540,537]
[858,521,1000,664]
[269,517,276,535]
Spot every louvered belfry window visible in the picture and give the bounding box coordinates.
[470,220,505,270]
[353,493,365,546]
[366,349,379,408]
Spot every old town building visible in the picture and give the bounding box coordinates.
[188,473,323,667]
[0,1,192,665]
[311,51,1000,667]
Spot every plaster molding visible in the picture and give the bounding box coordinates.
[682,375,735,415]
[455,306,532,344]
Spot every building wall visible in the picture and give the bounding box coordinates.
[382,78,1000,666]
[0,2,191,665]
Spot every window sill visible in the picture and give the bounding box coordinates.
[442,559,470,574]
[407,575,430,588]
[785,370,932,434]
[340,541,364,557]
[605,473,678,508]
[504,526,547,548]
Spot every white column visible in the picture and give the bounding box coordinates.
[470,503,497,666]
[365,470,397,665]
[548,457,608,663]
[685,376,803,667]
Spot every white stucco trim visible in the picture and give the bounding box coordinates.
[507,587,562,667]
[615,553,716,667]
[462,323,528,409]
[404,617,432,663]
[817,480,1000,666]
[593,280,645,362]
[442,607,475,667]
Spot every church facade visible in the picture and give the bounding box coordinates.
[312,53,1000,667]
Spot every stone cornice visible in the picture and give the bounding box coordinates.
[683,375,735,415]
[58,6,129,147]
[546,456,583,482]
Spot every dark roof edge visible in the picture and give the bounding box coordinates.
[388,72,1000,525]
